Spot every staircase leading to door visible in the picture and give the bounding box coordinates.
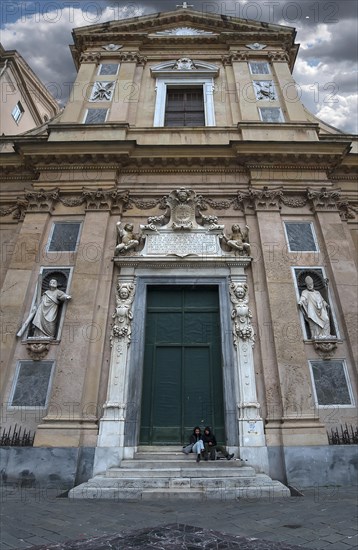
[69,447,290,500]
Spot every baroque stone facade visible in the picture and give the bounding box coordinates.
[0,7,357,488]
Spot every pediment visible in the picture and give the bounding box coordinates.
[72,8,295,43]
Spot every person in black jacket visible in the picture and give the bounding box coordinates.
[202,426,234,461]
[182,426,205,462]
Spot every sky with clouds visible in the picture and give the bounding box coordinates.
[1,0,357,133]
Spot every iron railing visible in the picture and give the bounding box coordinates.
[327,424,358,445]
[0,424,34,446]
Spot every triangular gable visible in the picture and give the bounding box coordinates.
[72,8,295,41]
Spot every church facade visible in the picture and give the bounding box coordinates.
[0,7,357,489]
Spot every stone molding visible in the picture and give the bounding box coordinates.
[0,186,355,221]
[268,51,291,63]
[79,51,147,66]
[79,52,101,64]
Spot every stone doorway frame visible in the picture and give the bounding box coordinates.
[125,274,237,451]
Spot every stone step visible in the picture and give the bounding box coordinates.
[69,481,290,500]
[134,451,238,461]
[137,446,183,452]
[68,449,290,500]
[72,476,258,490]
[106,466,256,478]
[120,459,241,469]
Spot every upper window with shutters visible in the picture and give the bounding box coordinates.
[151,59,219,127]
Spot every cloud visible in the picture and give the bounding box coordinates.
[316,94,357,134]
[1,1,356,133]
[1,4,145,104]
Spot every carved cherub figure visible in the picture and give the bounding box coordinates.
[115,222,141,255]
[221,224,251,256]
[111,283,135,342]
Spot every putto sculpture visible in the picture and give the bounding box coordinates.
[115,222,142,255]
[111,282,135,343]
[220,224,251,256]
[229,282,255,346]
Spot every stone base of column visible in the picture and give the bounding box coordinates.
[97,406,125,448]
[239,446,269,474]
[92,446,123,476]
[33,420,98,447]
[239,417,266,447]
[280,417,328,446]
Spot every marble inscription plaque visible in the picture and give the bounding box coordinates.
[145,231,220,257]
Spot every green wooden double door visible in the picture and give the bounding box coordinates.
[140,286,225,445]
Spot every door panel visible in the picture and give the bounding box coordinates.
[140,286,225,445]
[152,346,182,443]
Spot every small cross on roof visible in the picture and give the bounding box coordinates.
[176,2,194,8]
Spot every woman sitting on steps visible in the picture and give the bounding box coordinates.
[182,426,205,463]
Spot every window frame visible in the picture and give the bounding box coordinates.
[283,221,319,253]
[308,359,355,408]
[154,77,216,127]
[97,63,120,76]
[46,221,82,253]
[11,101,25,124]
[249,61,271,75]
[83,108,109,124]
[258,106,284,123]
[8,360,55,410]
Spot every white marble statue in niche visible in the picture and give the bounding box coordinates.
[298,276,333,339]
[17,278,71,339]
[220,224,251,256]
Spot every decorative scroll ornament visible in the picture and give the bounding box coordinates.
[110,282,135,346]
[313,339,338,359]
[246,43,267,50]
[307,187,341,211]
[26,342,50,360]
[118,52,147,65]
[80,52,101,64]
[253,81,277,101]
[230,283,255,347]
[220,224,251,256]
[90,81,115,102]
[268,51,290,63]
[173,57,196,70]
[222,52,248,65]
[102,44,123,51]
[115,222,143,255]
[25,188,60,212]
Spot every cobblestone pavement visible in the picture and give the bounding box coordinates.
[0,485,357,550]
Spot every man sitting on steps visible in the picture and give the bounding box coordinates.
[202,426,234,461]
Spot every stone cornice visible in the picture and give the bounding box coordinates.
[1,186,355,222]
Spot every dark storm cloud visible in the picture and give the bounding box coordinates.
[300,18,358,63]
